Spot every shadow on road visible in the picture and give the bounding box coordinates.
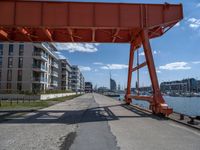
[0,103,167,124]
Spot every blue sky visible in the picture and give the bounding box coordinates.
[55,0,200,88]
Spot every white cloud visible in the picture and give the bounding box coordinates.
[93,62,103,65]
[53,43,100,53]
[139,50,159,56]
[100,64,128,70]
[159,62,191,70]
[187,18,200,29]
[156,70,161,73]
[192,61,200,64]
[139,52,145,56]
[79,66,91,71]
[196,3,200,8]
[174,22,180,27]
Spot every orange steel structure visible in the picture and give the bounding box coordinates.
[0,0,183,116]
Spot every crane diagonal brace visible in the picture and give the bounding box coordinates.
[132,62,147,72]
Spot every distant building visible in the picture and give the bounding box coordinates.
[70,65,85,92]
[58,59,71,90]
[109,72,117,92]
[85,82,93,93]
[98,87,109,93]
[160,78,198,93]
[131,86,152,93]
[110,78,117,91]
[0,42,59,93]
[117,84,121,91]
[80,73,85,92]
[197,80,200,93]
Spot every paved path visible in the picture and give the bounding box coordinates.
[0,93,200,150]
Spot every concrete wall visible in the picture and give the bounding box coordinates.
[0,92,77,100]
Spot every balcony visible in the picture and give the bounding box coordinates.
[62,70,67,74]
[32,77,47,83]
[51,81,58,86]
[32,64,47,72]
[62,77,67,81]
[51,71,58,77]
[33,52,48,61]
[62,64,66,68]
[51,61,58,68]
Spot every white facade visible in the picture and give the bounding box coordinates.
[70,65,85,92]
[58,59,72,90]
[0,42,59,93]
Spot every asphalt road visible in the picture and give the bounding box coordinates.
[0,93,200,150]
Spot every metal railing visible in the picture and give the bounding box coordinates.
[32,77,47,82]
[51,71,58,77]
[32,64,47,71]
[52,62,58,68]
[33,52,48,60]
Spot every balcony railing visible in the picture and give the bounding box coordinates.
[51,81,58,86]
[62,70,67,74]
[32,64,47,71]
[51,62,58,68]
[33,52,48,60]
[32,77,47,83]
[51,71,58,77]
[62,77,67,81]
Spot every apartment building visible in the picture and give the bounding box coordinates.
[58,59,72,90]
[85,82,93,93]
[160,78,199,93]
[70,65,85,92]
[80,73,85,92]
[0,42,59,93]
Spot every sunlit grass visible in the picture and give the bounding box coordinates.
[0,94,82,110]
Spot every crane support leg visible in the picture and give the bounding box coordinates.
[125,30,173,116]
[141,30,172,116]
[125,43,135,105]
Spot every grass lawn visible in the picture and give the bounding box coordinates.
[0,94,82,110]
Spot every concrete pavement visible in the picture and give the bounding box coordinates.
[0,93,200,150]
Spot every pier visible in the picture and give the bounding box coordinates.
[0,94,199,150]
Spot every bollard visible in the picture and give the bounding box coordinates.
[187,117,198,125]
[180,114,184,120]
[196,116,200,120]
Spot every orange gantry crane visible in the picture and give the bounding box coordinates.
[0,0,183,116]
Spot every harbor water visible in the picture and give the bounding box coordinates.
[115,94,200,116]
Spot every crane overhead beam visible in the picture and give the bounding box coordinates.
[0,0,183,42]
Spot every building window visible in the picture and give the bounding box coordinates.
[0,57,2,68]
[17,83,22,91]
[19,44,24,56]
[0,70,1,81]
[18,70,22,81]
[7,70,12,81]
[8,57,13,68]
[9,44,14,55]
[0,44,3,55]
[18,57,23,68]
[7,83,12,90]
